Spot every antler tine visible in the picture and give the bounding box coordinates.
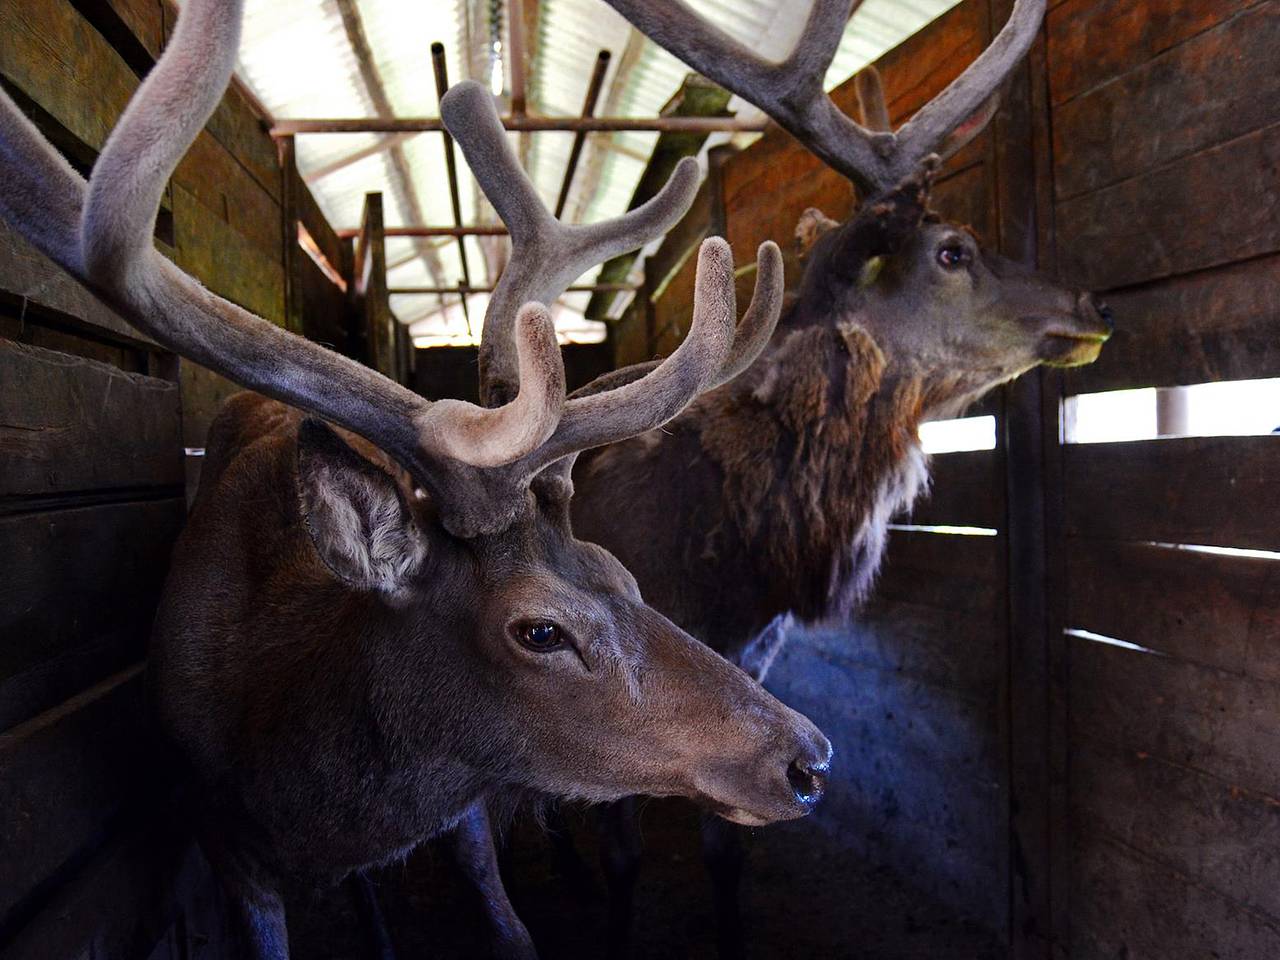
[894,0,1045,176]
[523,237,739,472]
[0,0,567,524]
[854,67,891,133]
[439,80,701,407]
[606,0,1046,194]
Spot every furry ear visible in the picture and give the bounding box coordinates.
[296,418,426,591]
[795,207,841,261]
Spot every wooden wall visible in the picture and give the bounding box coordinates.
[0,2,357,956]
[630,0,1280,956]
[1044,2,1280,958]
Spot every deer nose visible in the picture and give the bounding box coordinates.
[786,738,832,806]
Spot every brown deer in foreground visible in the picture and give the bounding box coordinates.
[460,0,1112,954]
[0,2,834,957]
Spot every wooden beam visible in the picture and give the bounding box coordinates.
[271,115,767,135]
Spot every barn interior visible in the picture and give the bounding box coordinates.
[1,1,1277,959]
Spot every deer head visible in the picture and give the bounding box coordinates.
[603,0,1111,415]
[0,0,831,873]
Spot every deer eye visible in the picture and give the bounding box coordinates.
[512,620,565,653]
[937,243,971,269]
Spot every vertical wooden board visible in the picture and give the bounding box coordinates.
[1069,635,1280,798]
[297,253,351,355]
[1071,832,1280,960]
[174,131,284,263]
[1064,435,1280,551]
[870,0,988,123]
[1065,538,1280,684]
[1062,253,1280,394]
[930,158,994,239]
[1055,122,1280,290]
[1052,2,1280,201]
[0,666,151,926]
[0,340,183,497]
[1046,0,1258,107]
[1071,737,1280,921]
[0,497,185,731]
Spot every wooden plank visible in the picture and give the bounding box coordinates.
[1063,253,1280,394]
[356,193,395,379]
[1071,831,1280,960]
[172,184,286,325]
[1069,633,1280,798]
[1055,121,1280,291]
[873,528,1001,615]
[1046,0,1258,107]
[902,450,1002,530]
[0,498,185,731]
[0,220,151,346]
[1071,736,1280,922]
[1066,538,1280,684]
[1053,3,1280,201]
[0,666,151,928]
[1064,435,1280,551]
[297,251,351,355]
[0,340,183,497]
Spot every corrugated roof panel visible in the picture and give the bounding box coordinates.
[222,0,962,346]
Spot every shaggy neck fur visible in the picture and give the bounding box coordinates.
[695,313,996,625]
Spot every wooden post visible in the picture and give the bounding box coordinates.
[278,135,306,337]
[355,193,396,379]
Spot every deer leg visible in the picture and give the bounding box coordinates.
[700,813,747,960]
[599,796,642,958]
[447,801,539,960]
[348,873,396,960]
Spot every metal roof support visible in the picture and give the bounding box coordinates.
[332,0,448,310]
[431,42,473,290]
[554,50,611,219]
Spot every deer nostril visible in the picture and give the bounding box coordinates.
[787,757,829,805]
[1096,301,1115,330]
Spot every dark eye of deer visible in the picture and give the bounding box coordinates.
[937,244,970,269]
[514,621,564,653]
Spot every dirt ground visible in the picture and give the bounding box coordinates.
[288,796,1003,960]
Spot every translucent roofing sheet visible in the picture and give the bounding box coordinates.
[224,0,961,344]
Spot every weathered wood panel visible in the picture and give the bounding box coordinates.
[0,666,151,927]
[902,450,1002,530]
[874,528,1001,615]
[1071,736,1280,921]
[1056,121,1280,290]
[1046,0,1257,107]
[1064,436,1280,551]
[0,498,184,731]
[356,193,396,379]
[0,340,183,498]
[1069,634,1280,798]
[1071,830,1280,960]
[1066,538,1280,684]
[1053,2,1279,201]
[1063,253,1280,394]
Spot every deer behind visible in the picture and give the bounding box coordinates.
[492,1,1112,955]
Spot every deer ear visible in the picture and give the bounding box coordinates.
[795,207,841,261]
[295,418,426,591]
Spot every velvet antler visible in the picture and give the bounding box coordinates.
[602,0,1046,195]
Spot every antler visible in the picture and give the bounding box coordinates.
[0,0,753,538]
[440,80,701,407]
[602,0,1046,195]
[437,79,785,506]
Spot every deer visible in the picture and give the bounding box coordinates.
[449,0,1114,956]
[0,2,837,957]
